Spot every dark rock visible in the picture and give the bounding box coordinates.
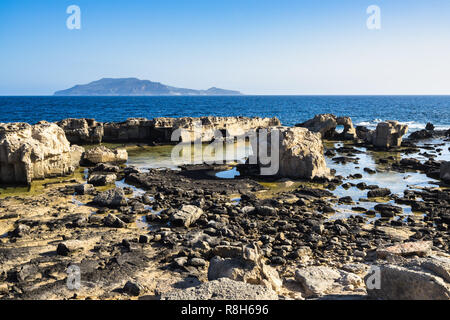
[103,214,126,228]
[74,184,95,195]
[123,281,142,296]
[368,188,391,198]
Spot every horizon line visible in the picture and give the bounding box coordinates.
[2,94,450,97]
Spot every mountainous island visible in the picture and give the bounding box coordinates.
[54,78,242,96]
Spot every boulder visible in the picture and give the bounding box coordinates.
[0,122,84,184]
[93,188,127,207]
[365,257,450,300]
[57,118,104,144]
[122,281,142,296]
[74,183,95,195]
[367,121,408,148]
[367,188,391,198]
[170,205,204,228]
[103,213,126,228]
[208,243,282,292]
[160,278,278,300]
[82,146,128,165]
[254,127,331,180]
[440,161,450,182]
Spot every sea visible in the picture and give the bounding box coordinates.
[0,95,450,131]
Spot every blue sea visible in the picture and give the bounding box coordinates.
[1,96,449,131]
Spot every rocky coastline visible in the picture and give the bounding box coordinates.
[0,114,449,300]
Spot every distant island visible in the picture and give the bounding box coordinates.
[54,78,242,96]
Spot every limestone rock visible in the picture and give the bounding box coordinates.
[365,260,450,300]
[294,266,364,297]
[367,121,408,148]
[93,188,127,207]
[88,173,117,186]
[296,114,357,140]
[170,205,204,228]
[103,213,126,228]
[155,116,281,143]
[160,278,279,300]
[208,243,282,292]
[74,183,95,195]
[254,127,331,180]
[57,118,104,144]
[83,146,128,165]
[0,122,84,184]
[294,266,341,296]
[377,241,433,259]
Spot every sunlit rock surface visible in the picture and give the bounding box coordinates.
[0,121,83,184]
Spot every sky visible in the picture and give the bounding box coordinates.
[0,0,450,95]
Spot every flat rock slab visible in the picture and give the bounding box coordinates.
[294,266,364,298]
[93,188,127,208]
[377,241,433,259]
[160,278,278,300]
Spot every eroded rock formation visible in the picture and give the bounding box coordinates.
[57,118,104,144]
[296,114,357,140]
[244,127,331,180]
[365,121,409,148]
[57,116,281,144]
[0,121,84,184]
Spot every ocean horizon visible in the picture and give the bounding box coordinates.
[1,95,450,131]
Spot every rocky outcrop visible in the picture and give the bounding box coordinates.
[161,278,279,300]
[164,116,281,143]
[441,161,450,183]
[366,241,450,300]
[0,122,84,184]
[57,118,104,144]
[246,127,331,180]
[365,121,408,148]
[296,114,357,140]
[58,116,281,144]
[82,146,128,165]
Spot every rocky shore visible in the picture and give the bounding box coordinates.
[0,114,449,300]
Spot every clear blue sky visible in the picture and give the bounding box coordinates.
[1,0,449,95]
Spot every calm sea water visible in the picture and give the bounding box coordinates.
[1,96,449,130]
